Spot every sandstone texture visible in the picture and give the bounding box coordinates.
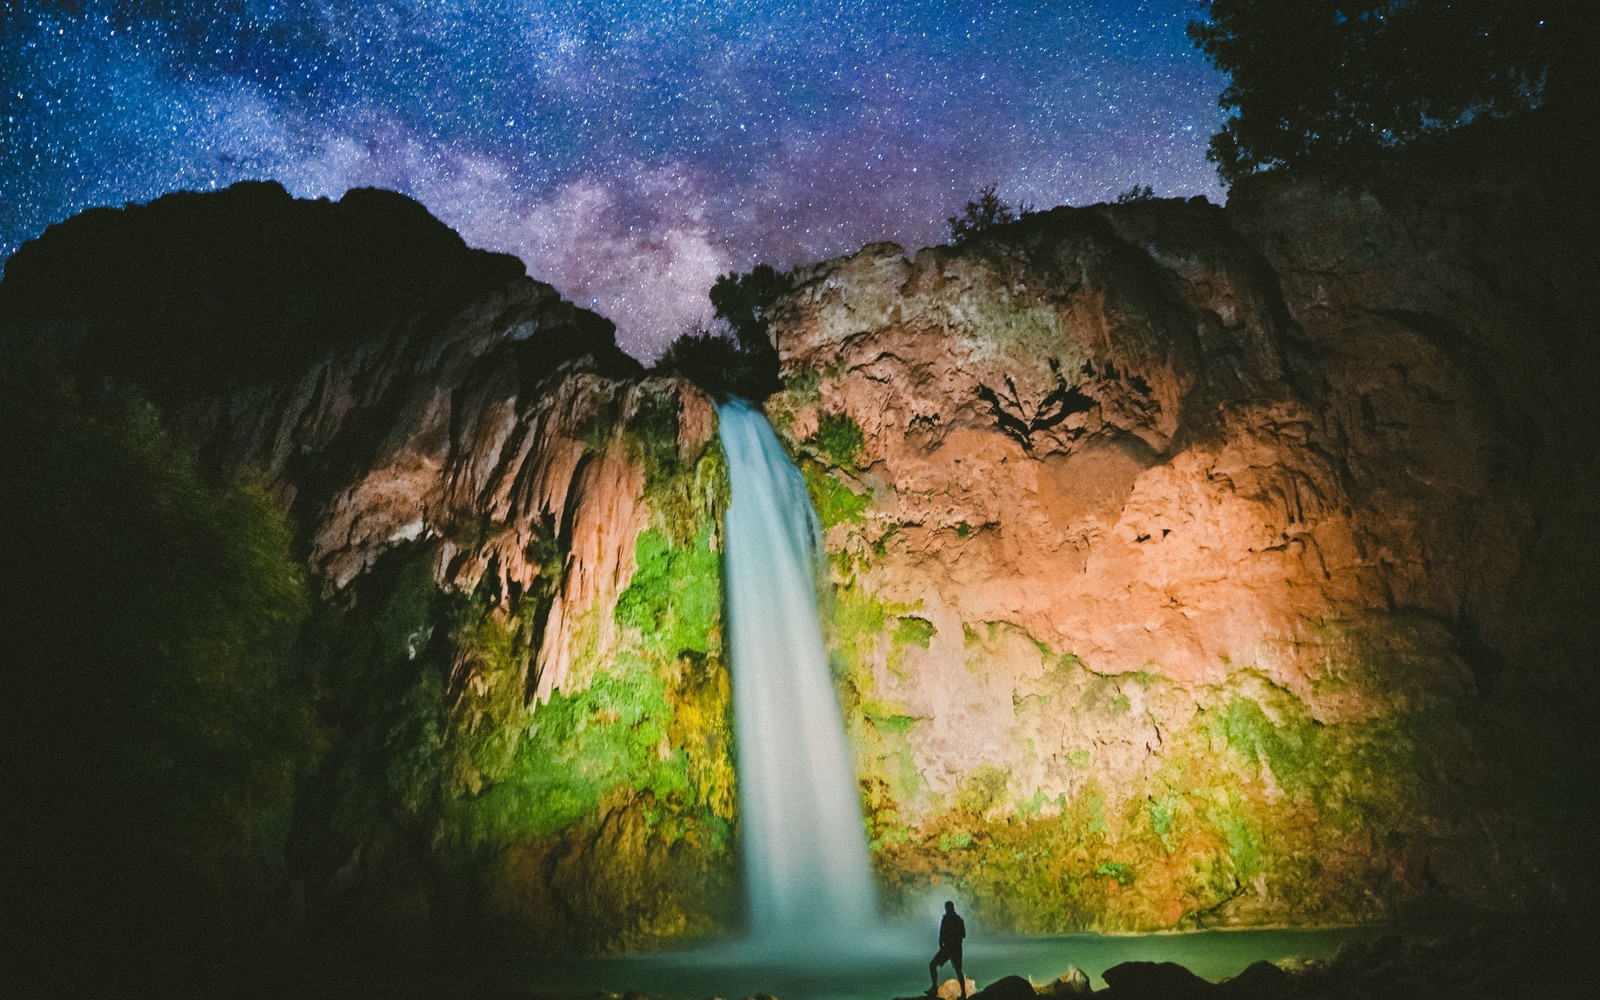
[764,168,1598,930]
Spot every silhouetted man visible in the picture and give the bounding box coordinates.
[928,899,966,997]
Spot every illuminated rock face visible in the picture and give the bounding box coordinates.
[174,274,742,951]
[763,187,1596,930]
[11,177,1589,951]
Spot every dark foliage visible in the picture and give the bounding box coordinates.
[1188,1,1583,184]
[1115,184,1157,203]
[656,328,781,401]
[0,347,319,984]
[679,263,792,400]
[948,183,1020,244]
[707,263,791,353]
[0,180,527,403]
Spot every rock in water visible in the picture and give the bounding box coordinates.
[1036,967,1091,997]
[1218,960,1292,999]
[970,976,1037,1000]
[1100,961,1215,999]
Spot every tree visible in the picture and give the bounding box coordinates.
[708,263,792,354]
[947,184,1019,244]
[1189,1,1561,184]
[677,263,794,400]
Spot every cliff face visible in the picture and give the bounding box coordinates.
[2,182,739,954]
[5,167,1594,956]
[766,175,1597,929]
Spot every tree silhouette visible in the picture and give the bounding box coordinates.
[947,184,1019,245]
[1189,1,1563,184]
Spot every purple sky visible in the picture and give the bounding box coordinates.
[1,1,1227,358]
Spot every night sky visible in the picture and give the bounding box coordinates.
[1,1,1226,358]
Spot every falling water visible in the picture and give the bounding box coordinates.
[716,397,878,945]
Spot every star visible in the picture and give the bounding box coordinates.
[0,1,1226,358]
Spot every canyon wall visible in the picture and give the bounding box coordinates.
[766,170,1597,930]
[1,183,740,954]
[3,155,1594,956]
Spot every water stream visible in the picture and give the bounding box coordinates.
[716,397,878,944]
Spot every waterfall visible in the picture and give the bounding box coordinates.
[715,397,878,944]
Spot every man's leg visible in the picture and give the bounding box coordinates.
[929,954,940,993]
[953,954,965,999]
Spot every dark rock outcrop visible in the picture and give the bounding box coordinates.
[1101,961,1216,1000]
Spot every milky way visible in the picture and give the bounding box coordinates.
[1,1,1226,358]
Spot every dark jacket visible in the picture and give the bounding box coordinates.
[939,912,966,950]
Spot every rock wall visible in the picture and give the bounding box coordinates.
[764,175,1597,930]
[5,167,1594,952]
[2,183,740,953]
[171,274,741,951]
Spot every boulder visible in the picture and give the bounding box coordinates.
[1100,961,1216,1000]
[1218,961,1291,1000]
[1035,967,1091,997]
[971,975,1038,1000]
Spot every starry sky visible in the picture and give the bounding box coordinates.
[1,1,1227,359]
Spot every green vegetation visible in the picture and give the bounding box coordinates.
[709,263,792,351]
[859,613,1497,933]
[3,340,742,958]
[3,350,318,959]
[947,183,1022,244]
[808,410,866,467]
[801,459,870,528]
[658,263,793,400]
[657,329,780,401]
[892,615,935,649]
[614,528,721,658]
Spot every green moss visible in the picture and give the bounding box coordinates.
[808,410,866,467]
[643,435,729,548]
[893,615,936,649]
[614,527,722,658]
[1213,696,1319,792]
[1066,748,1093,769]
[623,386,681,482]
[872,523,900,556]
[938,830,974,851]
[1147,795,1179,853]
[958,765,1011,814]
[1016,790,1049,816]
[801,459,870,528]
[827,579,891,682]
[460,656,690,842]
[865,712,920,734]
[955,520,971,538]
[1095,861,1135,886]
[785,366,822,403]
[1205,792,1264,879]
